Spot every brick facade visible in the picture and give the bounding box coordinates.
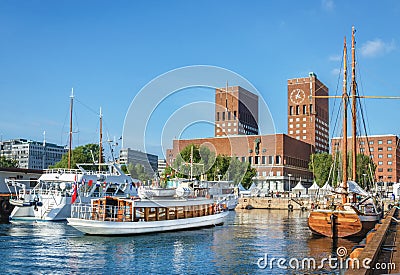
[287,73,329,153]
[332,135,400,183]
[215,86,258,136]
[166,134,313,191]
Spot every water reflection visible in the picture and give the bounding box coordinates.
[0,210,357,274]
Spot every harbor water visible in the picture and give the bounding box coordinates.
[0,209,357,274]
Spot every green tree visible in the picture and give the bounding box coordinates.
[309,153,333,187]
[127,163,150,183]
[310,152,376,188]
[350,153,376,188]
[0,156,18,168]
[51,143,103,169]
[169,144,255,188]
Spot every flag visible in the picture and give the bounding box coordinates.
[71,182,78,204]
[88,179,93,187]
[81,178,86,186]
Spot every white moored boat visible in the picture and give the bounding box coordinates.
[7,163,138,221]
[67,195,228,235]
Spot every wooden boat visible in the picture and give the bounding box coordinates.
[67,195,228,235]
[308,27,382,239]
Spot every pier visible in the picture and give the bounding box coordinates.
[236,196,311,211]
[346,206,400,274]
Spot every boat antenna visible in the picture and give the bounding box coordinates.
[351,26,357,181]
[342,36,348,204]
[99,106,103,172]
[68,88,74,169]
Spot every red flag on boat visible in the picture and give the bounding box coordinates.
[88,179,93,187]
[71,182,78,204]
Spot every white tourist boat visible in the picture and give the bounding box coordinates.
[67,191,228,235]
[7,163,138,221]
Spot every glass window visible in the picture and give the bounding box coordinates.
[378,154,383,158]
[289,106,293,115]
[378,147,383,151]
[378,161,383,165]
[378,140,383,144]
[388,161,393,165]
[388,147,392,151]
[388,140,392,144]
[369,141,374,145]
[228,112,231,120]
[388,154,392,158]
[369,148,374,152]
[296,105,300,115]
[222,112,225,121]
[275,155,281,165]
[262,156,266,164]
[268,156,274,164]
[217,112,220,121]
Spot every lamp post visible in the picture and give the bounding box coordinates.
[288,173,292,193]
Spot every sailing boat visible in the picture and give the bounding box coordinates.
[308,27,382,238]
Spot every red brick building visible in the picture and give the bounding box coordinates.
[166,134,313,191]
[331,134,400,183]
[288,72,329,153]
[215,86,258,136]
[167,75,330,191]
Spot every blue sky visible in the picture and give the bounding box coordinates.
[1,0,400,158]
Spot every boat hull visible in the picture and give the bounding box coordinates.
[67,211,229,235]
[308,209,379,238]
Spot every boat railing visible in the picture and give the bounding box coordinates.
[44,168,82,175]
[71,204,127,222]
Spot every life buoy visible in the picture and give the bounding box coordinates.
[288,204,294,211]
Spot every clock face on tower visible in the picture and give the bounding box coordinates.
[290,88,306,104]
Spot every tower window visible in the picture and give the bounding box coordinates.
[228,111,231,120]
[310,104,313,114]
[222,112,225,121]
[290,106,293,115]
[217,112,220,121]
[303,105,307,114]
[296,105,300,115]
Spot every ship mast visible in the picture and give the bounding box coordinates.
[351,26,357,181]
[99,106,103,172]
[68,88,74,170]
[342,37,348,203]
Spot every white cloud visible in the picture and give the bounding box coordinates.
[331,68,341,76]
[322,0,334,11]
[360,39,396,58]
[329,54,341,62]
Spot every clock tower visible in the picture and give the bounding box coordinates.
[287,72,329,153]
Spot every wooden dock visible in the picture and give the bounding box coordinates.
[346,205,399,274]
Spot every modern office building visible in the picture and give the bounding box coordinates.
[287,73,329,153]
[0,139,67,169]
[331,134,400,183]
[157,159,167,176]
[215,86,259,136]
[119,148,158,177]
